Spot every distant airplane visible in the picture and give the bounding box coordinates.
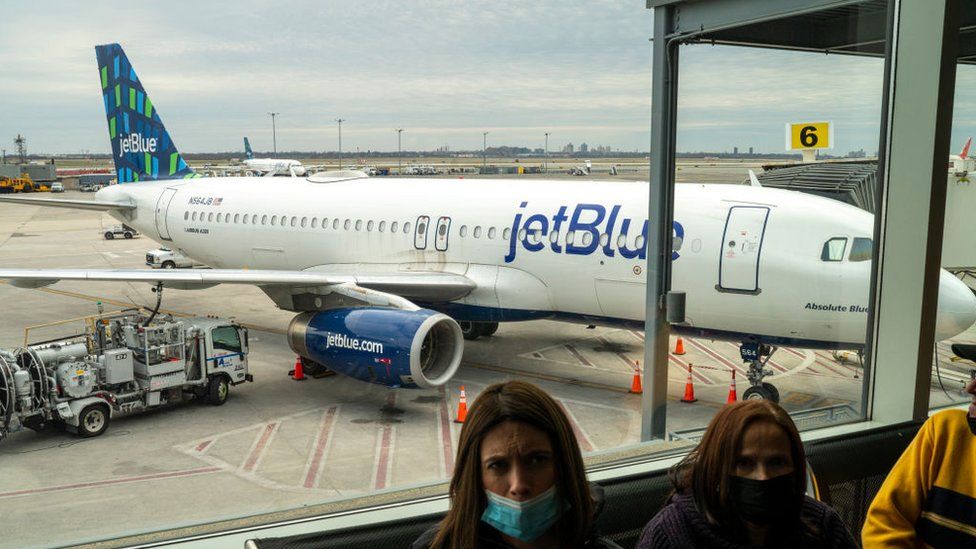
[949,137,972,177]
[243,137,307,177]
[1,43,974,401]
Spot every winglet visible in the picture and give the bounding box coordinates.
[748,170,762,187]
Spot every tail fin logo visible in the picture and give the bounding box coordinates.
[119,134,158,156]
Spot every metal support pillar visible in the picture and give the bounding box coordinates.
[869,0,959,423]
[643,6,678,441]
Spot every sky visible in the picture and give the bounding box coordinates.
[0,1,973,155]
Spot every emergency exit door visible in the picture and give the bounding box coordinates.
[434,216,451,251]
[414,215,430,250]
[718,206,769,293]
[155,187,179,241]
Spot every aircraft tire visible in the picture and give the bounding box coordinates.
[742,385,776,402]
[762,382,780,403]
[481,322,499,337]
[459,321,483,341]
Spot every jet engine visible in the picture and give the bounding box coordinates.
[287,308,463,389]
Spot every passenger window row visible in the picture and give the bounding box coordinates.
[183,210,412,234]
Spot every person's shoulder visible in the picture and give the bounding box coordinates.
[410,524,440,549]
[800,497,858,547]
[927,409,970,435]
[636,494,695,548]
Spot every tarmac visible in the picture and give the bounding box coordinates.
[0,183,972,548]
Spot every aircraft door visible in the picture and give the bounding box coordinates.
[155,187,179,241]
[434,216,451,251]
[414,215,430,250]
[718,206,769,293]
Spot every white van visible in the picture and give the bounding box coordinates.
[146,248,200,269]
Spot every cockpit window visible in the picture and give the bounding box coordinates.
[849,237,873,262]
[821,237,848,262]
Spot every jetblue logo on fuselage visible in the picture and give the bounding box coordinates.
[504,201,684,263]
[118,133,157,157]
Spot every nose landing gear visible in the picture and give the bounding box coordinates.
[740,342,780,402]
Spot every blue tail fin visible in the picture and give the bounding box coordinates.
[95,43,197,183]
[244,137,254,159]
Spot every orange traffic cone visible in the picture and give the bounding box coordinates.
[630,361,643,394]
[454,385,468,423]
[291,356,306,381]
[674,337,686,355]
[726,369,738,404]
[680,363,697,403]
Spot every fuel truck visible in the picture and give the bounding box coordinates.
[0,310,251,442]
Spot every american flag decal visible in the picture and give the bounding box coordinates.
[213,197,223,206]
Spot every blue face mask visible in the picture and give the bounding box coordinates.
[481,485,568,542]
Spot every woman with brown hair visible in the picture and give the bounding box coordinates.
[637,400,856,548]
[413,380,620,549]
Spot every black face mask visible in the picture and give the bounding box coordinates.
[728,473,800,524]
[968,415,976,436]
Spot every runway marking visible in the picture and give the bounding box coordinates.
[557,400,594,453]
[240,422,280,474]
[302,406,339,489]
[813,351,859,377]
[373,393,397,490]
[669,353,713,385]
[466,362,630,394]
[194,439,214,453]
[685,338,746,376]
[0,466,222,500]
[564,345,594,367]
[597,336,639,370]
[782,348,848,378]
[437,386,455,478]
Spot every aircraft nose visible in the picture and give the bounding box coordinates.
[935,270,976,341]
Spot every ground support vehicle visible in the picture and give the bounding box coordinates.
[103,224,138,239]
[146,247,200,269]
[0,174,49,193]
[0,310,251,443]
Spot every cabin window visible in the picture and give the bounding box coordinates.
[404,222,412,234]
[438,224,446,236]
[271,215,278,226]
[599,233,609,247]
[549,231,559,244]
[311,217,318,229]
[191,212,197,221]
[488,227,496,239]
[344,219,351,230]
[635,235,645,250]
[391,221,399,233]
[367,220,375,231]
[849,237,873,262]
[301,217,308,228]
[418,220,427,235]
[233,213,240,224]
[566,232,575,245]
[243,214,249,224]
[474,226,482,238]
[208,212,214,222]
[378,221,386,232]
[821,237,848,262]
[216,213,223,223]
[517,228,526,241]
[320,217,328,229]
[261,215,268,225]
[226,214,231,224]
[581,232,593,247]
[355,219,363,231]
[334,219,340,230]
[460,225,468,237]
[616,234,627,248]
[503,228,511,241]
[184,211,189,221]
[290,217,297,227]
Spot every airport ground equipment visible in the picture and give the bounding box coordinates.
[0,310,251,444]
[103,224,138,240]
[0,173,49,194]
[146,247,199,269]
[758,161,877,213]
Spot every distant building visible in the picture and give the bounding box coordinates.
[734,146,739,155]
[563,143,575,153]
[749,147,753,155]
[580,142,589,153]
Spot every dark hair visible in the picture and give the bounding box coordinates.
[431,381,593,549]
[671,400,808,534]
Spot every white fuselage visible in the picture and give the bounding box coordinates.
[243,158,307,176]
[97,177,976,350]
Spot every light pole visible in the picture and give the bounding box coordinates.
[267,112,279,158]
[336,118,345,170]
[482,131,488,171]
[395,128,403,176]
[544,132,550,175]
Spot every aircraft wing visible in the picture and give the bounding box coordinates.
[0,195,135,212]
[0,268,476,302]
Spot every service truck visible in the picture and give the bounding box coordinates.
[0,309,251,443]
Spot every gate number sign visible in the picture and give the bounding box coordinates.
[785,122,832,150]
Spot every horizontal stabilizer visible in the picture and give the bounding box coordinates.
[0,196,135,211]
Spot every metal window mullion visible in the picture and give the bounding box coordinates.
[869,0,959,424]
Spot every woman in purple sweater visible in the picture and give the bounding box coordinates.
[637,401,856,548]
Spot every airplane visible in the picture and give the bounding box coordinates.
[949,137,972,178]
[1,43,974,402]
[243,136,307,177]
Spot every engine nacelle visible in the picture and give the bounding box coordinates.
[287,308,463,389]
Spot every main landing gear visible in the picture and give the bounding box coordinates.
[458,321,499,341]
[739,342,781,403]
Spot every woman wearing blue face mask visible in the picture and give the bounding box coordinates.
[413,380,621,549]
[636,400,857,548]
